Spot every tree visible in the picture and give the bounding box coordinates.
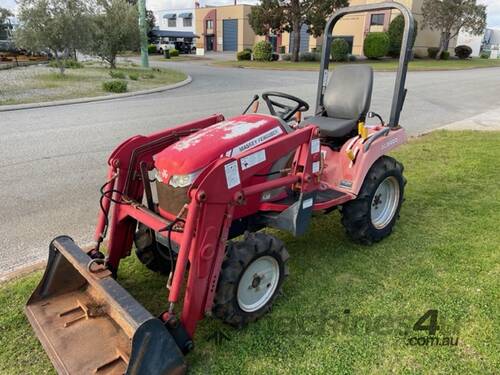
[249,0,348,62]
[126,0,156,33]
[91,0,139,69]
[15,0,94,74]
[0,7,13,23]
[387,14,418,57]
[249,0,284,36]
[421,0,486,60]
[146,10,156,33]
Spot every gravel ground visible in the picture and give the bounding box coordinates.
[0,62,186,105]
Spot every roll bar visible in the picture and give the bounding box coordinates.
[316,2,415,127]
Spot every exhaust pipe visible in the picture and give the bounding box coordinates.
[25,236,186,375]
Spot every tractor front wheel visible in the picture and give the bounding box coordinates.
[213,232,289,328]
[341,156,406,244]
[134,223,174,275]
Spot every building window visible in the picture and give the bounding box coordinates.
[206,20,214,29]
[183,18,192,27]
[370,13,384,26]
[168,17,176,27]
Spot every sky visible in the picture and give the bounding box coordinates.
[1,0,499,28]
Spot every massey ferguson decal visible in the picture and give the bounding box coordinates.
[230,126,284,156]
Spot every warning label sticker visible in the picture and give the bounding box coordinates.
[311,138,320,154]
[224,161,240,189]
[231,126,283,156]
[312,161,320,174]
[241,150,266,170]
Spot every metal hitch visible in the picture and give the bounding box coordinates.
[25,236,186,375]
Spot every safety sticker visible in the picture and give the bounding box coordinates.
[310,138,320,154]
[302,198,314,209]
[224,161,241,189]
[241,150,266,170]
[312,161,320,174]
[231,126,283,156]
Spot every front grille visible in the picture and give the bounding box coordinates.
[156,181,190,216]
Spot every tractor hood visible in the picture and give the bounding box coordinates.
[154,114,286,179]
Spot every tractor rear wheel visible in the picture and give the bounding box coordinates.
[341,156,405,244]
[134,223,174,275]
[213,232,289,328]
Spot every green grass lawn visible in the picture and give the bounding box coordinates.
[214,57,500,72]
[1,131,499,374]
[0,62,187,106]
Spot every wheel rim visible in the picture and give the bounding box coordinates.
[370,176,400,229]
[237,255,280,313]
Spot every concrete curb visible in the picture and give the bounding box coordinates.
[0,241,96,284]
[0,75,192,112]
[0,260,47,284]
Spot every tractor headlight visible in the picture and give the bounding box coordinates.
[168,170,202,188]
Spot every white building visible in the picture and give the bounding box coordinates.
[155,8,196,34]
[151,8,198,51]
[457,31,483,57]
[483,28,500,50]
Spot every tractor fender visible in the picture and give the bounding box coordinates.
[325,127,407,196]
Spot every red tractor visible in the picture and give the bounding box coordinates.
[26,3,415,374]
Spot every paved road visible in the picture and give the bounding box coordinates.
[1,61,500,278]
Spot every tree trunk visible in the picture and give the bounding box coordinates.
[54,50,65,75]
[291,20,301,62]
[109,55,116,69]
[436,31,450,60]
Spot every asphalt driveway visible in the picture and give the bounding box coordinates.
[1,60,500,278]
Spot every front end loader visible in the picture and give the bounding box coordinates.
[26,2,415,374]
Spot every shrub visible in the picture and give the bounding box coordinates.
[169,48,179,57]
[48,59,83,69]
[428,47,451,59]
[348,54,357,62]
[128,73,139,80]
[480,50,490,59]
[148,44,156,54]
[271,53,280,61]
[281,53,292,61]
[387,14,418,57]
[141,72,155,79]
[102,80,128,93]
[237,50,251,61]
[109,70,126,79]
[363,32,390,59]
[253,41,273,61]
[455,45,473,59]
[243,47,252,53]
[331,38,349,62]
[427,47,439,59]
[279,45,286,54]
[299,51,318,62]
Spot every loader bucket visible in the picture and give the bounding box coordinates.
[25,236,186,375]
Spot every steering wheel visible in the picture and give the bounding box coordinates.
[262,91,309,121]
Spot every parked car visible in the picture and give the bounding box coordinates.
[174,42,196,54]
[155,40,176,54]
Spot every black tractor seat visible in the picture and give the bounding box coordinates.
[301,65,373,138]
